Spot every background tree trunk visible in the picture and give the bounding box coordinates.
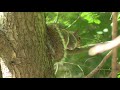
[0,12,55,78]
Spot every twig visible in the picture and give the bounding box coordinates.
[65,15,80,29]
[67,44,96,55]
[63,62,85,76]
[85,50,112,78]
[54,12,59,23]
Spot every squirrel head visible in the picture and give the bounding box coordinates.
[73,30,81,48]
[65,30,81,50]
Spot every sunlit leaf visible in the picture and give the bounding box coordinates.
[94,19,101,24]
[117,72,120,78]
[97,31,103,34]
[80,12,100,24]
[118,13,120,21]
[103,28,108,32]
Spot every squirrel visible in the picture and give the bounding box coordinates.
[46,23,81,62]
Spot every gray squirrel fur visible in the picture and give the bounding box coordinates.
[46,23,81,62]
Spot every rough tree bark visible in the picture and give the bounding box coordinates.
[0,12,55,78]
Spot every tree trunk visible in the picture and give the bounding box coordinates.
[0,12,55,78]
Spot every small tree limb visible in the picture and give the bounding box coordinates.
[67,44,96,55]
[85,51,112,78]
[65,15,80,29]
[54,12,59,23]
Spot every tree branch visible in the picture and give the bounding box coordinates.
[67,44,96,55]
[85,51,112,78]
[54,12,59,23]
[65,15,80,29]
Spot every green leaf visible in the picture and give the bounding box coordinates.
[103,28,108,32]
[94,19,101,24]
[97,31,103,34]
[80,12,100,24]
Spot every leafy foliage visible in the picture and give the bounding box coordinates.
[46,12,119,78]
[81,12,101,24]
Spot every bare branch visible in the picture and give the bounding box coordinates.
[85,51,112,78]
[67,44,96,55]
[54,12,59,23]
[65,15,80,29]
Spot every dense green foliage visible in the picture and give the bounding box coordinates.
[46,12,120,78]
